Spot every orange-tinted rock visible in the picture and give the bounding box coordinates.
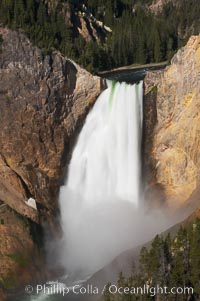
[144,35,200,209]
[0,28,102,223]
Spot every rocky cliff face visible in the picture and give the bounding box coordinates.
[0,27,103,297]
[144,35,200,209]
[0,27,102,226]
[148,0,172,14]
[1,26,200,299]
[45,0,109,44]
[0,204,46,297]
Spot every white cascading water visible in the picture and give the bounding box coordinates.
[30,80,192,301]
[58,79,186,282]
[59,80,144,279]
[65,80,143,205]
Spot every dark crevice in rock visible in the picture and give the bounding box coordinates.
[0,27,102,224]
[142,84,167,206]
[1,153,33,200]
[60,99,98,186]
[142,86,158,183]
[84,17,96,41]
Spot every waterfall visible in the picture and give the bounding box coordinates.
[59,80,143,279]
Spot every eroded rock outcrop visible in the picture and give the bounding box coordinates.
[45,0,109,44]
[144,35,200,209]
[148,0,172,14]
[0,27,102,224]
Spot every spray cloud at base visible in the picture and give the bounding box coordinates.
[57,80,183,280]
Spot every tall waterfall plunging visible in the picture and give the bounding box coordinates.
[64,80,143,205]
[59,80,144,278]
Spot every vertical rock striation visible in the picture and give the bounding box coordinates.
[0,27,103,297]
[144,35,200,208]
[0,27,102,223]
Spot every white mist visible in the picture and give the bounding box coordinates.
[57,80,188,282]
[57,78,188,287]
[59,80,145,279]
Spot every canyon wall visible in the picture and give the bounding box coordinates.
[0,27,102,224]
[144,35,200,209]
[0,28,102,296]
[0,205,45,299]
[1,27,200,297]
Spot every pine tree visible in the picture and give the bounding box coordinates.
[190,220,200,298]
[153,28,162,62]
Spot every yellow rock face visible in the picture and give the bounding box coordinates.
[156,148,197,207]
[144,35,200,209]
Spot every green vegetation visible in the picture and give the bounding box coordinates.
[104,219,200,301]
[84,0,200,69]
[150,85,158,96]
[0,0,199,73]
[0,34,3,53]
[0,0,76,55]
[0,273,17,289]
[3,205,44,248]
[0,0,111,72]
[7,253,30,266]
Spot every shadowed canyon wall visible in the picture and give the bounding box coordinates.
[0,27,200,297]
[0,27,102,224]
[0,27,102,296]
